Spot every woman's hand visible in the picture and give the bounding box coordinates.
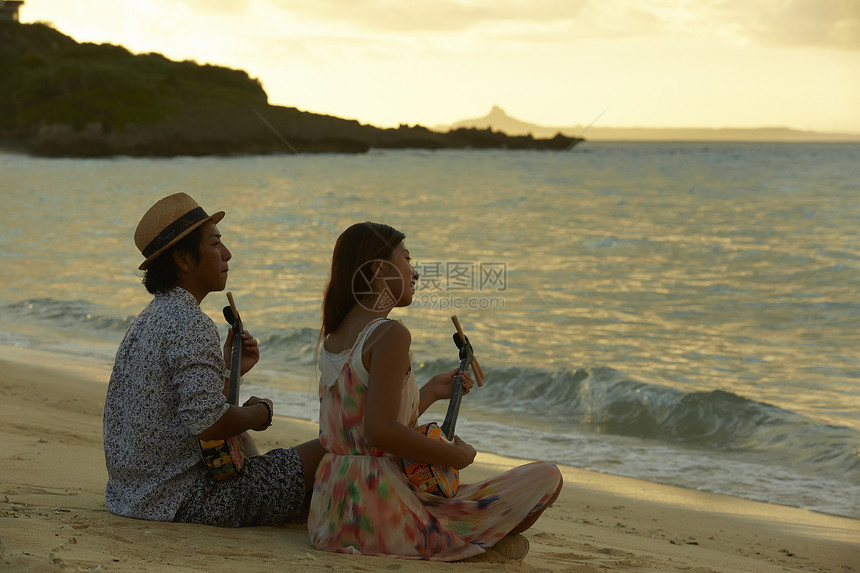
[448,435,477,470]
[431,368,474,399]
[418,368,474,414]
[224,328,260,376]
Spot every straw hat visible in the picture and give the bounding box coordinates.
[134,193,225,270]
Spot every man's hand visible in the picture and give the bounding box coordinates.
[243,396,273,431]
[224,328,260,376]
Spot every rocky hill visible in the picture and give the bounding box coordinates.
[449,106,860,142]
[0,21,582,157]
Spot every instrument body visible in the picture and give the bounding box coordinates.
[199,433,245,480]
[400,422,459,497]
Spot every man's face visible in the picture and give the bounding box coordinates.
[183,221,232,301]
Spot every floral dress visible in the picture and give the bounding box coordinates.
[308,319,562,561]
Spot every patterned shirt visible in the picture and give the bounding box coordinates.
[103,287,229,521]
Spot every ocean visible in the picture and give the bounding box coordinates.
[1,142,858,520]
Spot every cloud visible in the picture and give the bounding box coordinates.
[266,0,588,33]
[264,0,859,50]
[178,0,252,14]
[696,0,860,50]
[746,0,860,50]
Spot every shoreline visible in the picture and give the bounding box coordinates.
[1,347,858,572]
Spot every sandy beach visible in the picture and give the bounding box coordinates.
[1,347,857,573]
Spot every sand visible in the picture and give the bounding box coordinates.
[1,347,858,572]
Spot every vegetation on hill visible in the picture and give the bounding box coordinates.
[0,21,581,157]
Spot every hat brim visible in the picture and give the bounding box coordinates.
[138,211,225,270]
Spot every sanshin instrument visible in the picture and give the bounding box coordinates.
[400,315,485,497]
[199,292,246,480]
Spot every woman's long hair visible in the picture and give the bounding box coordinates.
[320,222,406,337]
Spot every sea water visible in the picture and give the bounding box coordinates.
[1,142,858,519]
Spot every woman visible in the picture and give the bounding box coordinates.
[309,221,562,561]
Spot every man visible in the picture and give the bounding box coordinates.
[103,193,325,527]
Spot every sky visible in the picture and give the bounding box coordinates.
[18,0,860,133]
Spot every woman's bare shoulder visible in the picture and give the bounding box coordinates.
[366,319,411,351]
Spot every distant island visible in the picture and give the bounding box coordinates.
[445,106,860,143]
[0,21,581,157]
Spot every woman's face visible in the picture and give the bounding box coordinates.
[383,241,419,307]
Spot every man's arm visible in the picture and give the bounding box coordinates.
[198,399,270,441]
